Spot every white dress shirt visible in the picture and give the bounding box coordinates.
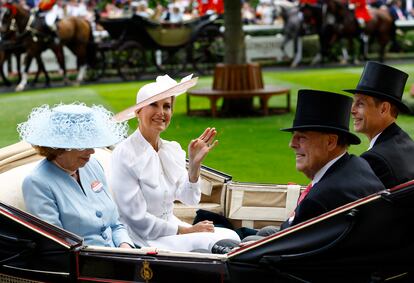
[368,132,382,150]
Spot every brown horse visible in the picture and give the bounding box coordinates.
[0,5,53,87]
[53,14,96,84]
[324,0,394,62]
[0,3,67,91]
[1,3,95,91]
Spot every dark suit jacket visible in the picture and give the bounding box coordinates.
[361,123,414,189]
[282,153,385,229]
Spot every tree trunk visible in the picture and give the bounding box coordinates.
[221,0,254,115]
[224,0,245,64]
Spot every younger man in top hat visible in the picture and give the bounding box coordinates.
[345,61,414,189]
[279,89,385,228]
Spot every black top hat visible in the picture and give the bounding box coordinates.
[282,89,361,145]
[344,61,410,113]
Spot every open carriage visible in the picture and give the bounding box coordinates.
[93,14,223,81]
[1,142,413,282]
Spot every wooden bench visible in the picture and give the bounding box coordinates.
[187,63,291,117]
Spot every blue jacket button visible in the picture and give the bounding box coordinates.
[96,211,103,218]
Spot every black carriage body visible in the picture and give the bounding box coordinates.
[78,248,227,282]
[0,202,82,282]
[99,16,162,51]
[0,201,228,283]
[94,14,223,79]
[98,14,217,50]
[226,181,414,282]
[2,179,414,282]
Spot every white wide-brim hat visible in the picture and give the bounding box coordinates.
[114,74,198,122]
[17,103,128,149]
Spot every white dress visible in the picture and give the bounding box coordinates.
[110,130,240,252]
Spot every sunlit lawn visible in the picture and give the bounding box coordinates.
[1,64,414,184]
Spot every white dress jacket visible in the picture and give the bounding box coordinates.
[110,130,240,252]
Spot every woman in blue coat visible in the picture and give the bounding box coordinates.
[19,103,133,248]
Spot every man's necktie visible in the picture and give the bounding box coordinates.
[297,183,312,205]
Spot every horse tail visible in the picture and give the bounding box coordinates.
[86,21,97,66]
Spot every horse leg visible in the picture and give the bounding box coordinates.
[348,38,360,65]
[291,36,303,68]
[76,64,87,85]
[35,55,51,87]
[311,32,325,66]
[339,38,352,65]
[74,47,88,85]
[31,57,45,86]
[15,52,22,83]
[0,52,12,87]
[16,55,33,91]
[52,45,68,85]
[378,43,386,62]
[358,34,369,61]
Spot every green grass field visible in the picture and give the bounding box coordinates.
[2,64,414,184]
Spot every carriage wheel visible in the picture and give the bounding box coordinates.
[190,25,224,75]
[116,41,146,81]
[86,49,105,82]
[152,48,187,76]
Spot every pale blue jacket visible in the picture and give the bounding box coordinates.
[22,158,133,248]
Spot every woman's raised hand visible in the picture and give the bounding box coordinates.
[187,128,218,182]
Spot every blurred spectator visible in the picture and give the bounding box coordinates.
[132,0,153,17]
[183,6,196,20]
[101,2,123,17]
[66,0,90,18]
[389,0,408,20]
[242,1,256,24]
[403,0,414,18]
[151,3,165,21]
[163,3,184,22]
[256,0,275,24]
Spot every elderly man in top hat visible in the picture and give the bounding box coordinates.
[278,89,385,229]
[345,61,414,189]
[239,90,385,244]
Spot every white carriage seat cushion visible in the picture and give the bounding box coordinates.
[0,160,40,211]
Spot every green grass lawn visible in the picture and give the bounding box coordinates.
[2,64,414,184]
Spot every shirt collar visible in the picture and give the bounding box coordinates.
[312,151,346,186]
[368,132,382,150]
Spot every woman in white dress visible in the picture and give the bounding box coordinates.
[110,74,240,252]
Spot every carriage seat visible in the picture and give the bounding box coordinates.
[0,142,223,224]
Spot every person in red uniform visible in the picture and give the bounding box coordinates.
[38,0,62,43]
[38,0,57,11]
[349,0,372,27]
[197,0,223,16]
[300,0,318,5]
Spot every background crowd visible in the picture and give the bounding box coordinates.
[13,0,414,24]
